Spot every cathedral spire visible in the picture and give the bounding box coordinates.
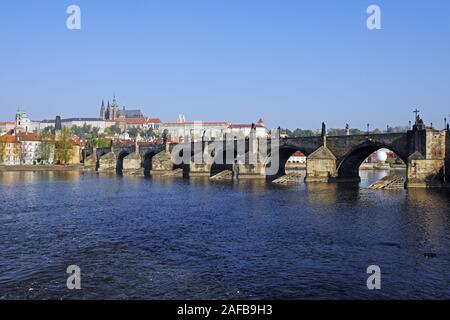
[100,99,106,120]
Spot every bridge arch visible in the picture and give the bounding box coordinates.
[209,144,237,177]
[142,150,158,177]
[96,148,111,171]
[336,141,408,181]
[268,145,311,177]
[116,150,130,175]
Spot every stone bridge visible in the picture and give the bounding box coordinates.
[278,132,412,182]
[84,126,449,188]
[84,143,166,175]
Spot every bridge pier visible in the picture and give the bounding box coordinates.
[236,162,266,179]
[151,150,176,176]
[405,130,447,188]
[189,142,213,177]
[235,134,266,180]
[122,153,144,176]
[84,148,97,170]
[189,163,212,177]
[98,152,117,173]
[305,145,337,183]
[407,156,445,187]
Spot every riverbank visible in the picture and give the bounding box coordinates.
[0,164,82,172]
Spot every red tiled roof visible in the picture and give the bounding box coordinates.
[229,124,265,129]
[162,122,229,126]
[292,151,306,157]
[0,122,15,125]
[17,132,40,141]
[138,141,163,146]
[0,134,19,143]
[115,118,161,124]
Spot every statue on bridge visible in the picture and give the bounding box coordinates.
[413,109,426,131]
[321,122,327,137]
[414,115,426,131]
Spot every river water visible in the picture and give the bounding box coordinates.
[0,170,449,300]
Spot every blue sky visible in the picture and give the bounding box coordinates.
[0,0,449,130]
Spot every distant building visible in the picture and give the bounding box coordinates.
[287,151,307,164]
[160,116,269,143]
[100,96,144,120]
[161,120,230,142]
[229,119,268,139]
[115,118,161,133]
[15,110,32,133]
[0,122,15,135]
[38,117,114,134]
[0,134,21,165]
[17,132,41,165]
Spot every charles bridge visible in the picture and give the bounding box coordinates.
[83,123,450,188]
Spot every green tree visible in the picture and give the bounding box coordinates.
[162,129,169,142]
[38,129,55,163]
[105,125,122,135]
[97,138,111,148]
[0,138,6,164]
[57,127,74,165]
[71,124,91,139]
[283,128,293,137]
[128,128,139,138]
[85,136,111,148]
[292,128,316,137]
[146,127,155,138]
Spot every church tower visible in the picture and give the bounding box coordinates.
[110,96,119,120]
[105,101,111,120]
[100,100,105,120]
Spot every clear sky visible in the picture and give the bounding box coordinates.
[0,0,449,130]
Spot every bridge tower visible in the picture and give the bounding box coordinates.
[406,127,447,187]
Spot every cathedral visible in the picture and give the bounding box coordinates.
[100,96,144,120]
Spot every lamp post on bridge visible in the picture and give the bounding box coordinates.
[367,123,370,134]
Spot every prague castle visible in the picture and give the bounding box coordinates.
[100,96,144,120]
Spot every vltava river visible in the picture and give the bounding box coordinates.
[0,170,449,299]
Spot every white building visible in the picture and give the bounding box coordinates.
[160,116,269,143]
[38,118,114,134]
[287,151,307,164]
[115,118,161,133]
[17,133,41,165]
[15,110,32,133]
[228,119,269,139]
[161,121,230,142]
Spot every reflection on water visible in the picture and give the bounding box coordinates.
[0,170,449,300]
